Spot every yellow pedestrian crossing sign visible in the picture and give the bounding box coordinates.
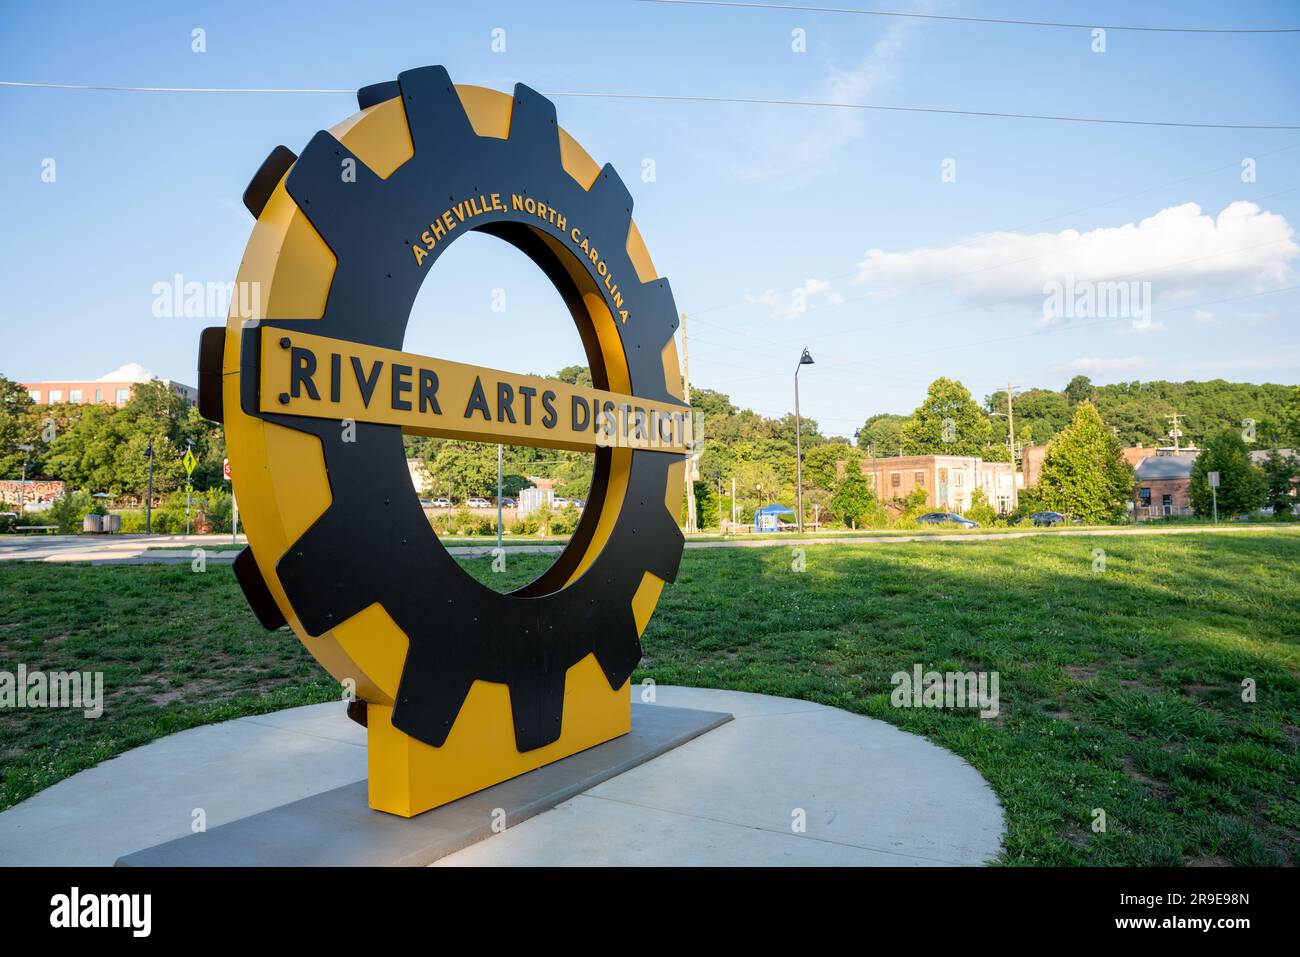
[182,448,197,476]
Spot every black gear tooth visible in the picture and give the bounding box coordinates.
[285,131,385,249]
[243,145,297,218]
[638,492,686,583]
[636,275,681,352]
[588,162,634,221]
[274,517,374,636]
[507,84,562,166]
[507,669,567,751]
[357,80,400,110]
[392,663,474,748]
[591,607,642,691]
[397,66,474,152]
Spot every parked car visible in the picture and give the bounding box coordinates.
[500,497,517,508]
[466,497,491,508]
[1030,510,1067,527]
[553,497,572,508]
[429,497,453,508]
[917,511,979,529]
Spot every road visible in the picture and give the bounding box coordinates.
[1,523,1296,565]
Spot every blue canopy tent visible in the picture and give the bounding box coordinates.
[754,503,796,532]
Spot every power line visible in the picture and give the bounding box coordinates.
[636,0,1300,34]
[3,79,1296,130]
[544,90,1300,130]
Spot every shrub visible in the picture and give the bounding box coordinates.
[966,488,998,526]
[551,504,581,535]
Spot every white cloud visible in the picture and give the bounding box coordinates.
[853,201,1298,304]
[98,362,154,382]
[1192,309,1216,323]
[746,277,841,320]
[1053,356,1149,375]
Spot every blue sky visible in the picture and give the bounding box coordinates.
[2,0,1298,439]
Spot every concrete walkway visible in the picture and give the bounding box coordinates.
[0,687,1004,867]
[3,522,1295,565]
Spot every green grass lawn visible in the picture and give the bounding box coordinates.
[3,530,1298,865]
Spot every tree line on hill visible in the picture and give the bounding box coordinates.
[3,368,1297,530]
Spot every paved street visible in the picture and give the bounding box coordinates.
[1,522,1296,565]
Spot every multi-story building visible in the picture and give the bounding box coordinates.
[858,454,1017,514]
[22,363,196,408]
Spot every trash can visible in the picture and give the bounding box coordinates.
[102,513,121,533]
[82,514,103,533]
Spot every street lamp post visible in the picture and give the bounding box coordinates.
[144,438,154,535]
[794,348,815,534]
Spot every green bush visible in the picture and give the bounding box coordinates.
[551,504,581,535]
[25,491,96,533]
[965,488,998,526]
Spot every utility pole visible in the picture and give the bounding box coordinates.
[1005,382,1018,464]
[717,474,723,536]
[731,476,736,534]
[497,444,504,550]
[680,312,697,534]
[1166,413,1184,452]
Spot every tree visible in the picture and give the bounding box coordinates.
[1189,429,1266,518]
[900,378,995,457]
[1064,375,1095,407]
[1260,449,1298,517]
[1035,401,1135,523]
[856,413,907,456]
[965,488,998,526]
[0,375,38,479]
[429,442,500,498]
[1001,388,1070,445]
[803,442,860,493]
[552,364,593,388]
[829,472,873,527]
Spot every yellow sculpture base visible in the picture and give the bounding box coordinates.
[366,653,631,818]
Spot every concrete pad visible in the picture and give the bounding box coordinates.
[116,704,730,867]
[439,686,1004,866]
[0,702,365,866]
[0,687,1005,867]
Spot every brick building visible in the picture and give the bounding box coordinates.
[22,363,196,408]
[859,454,1017,514]
[1134,452,1198,519]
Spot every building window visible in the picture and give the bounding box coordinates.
[1139,488,1151,506]
[95,388,103,403]
[115,388,130,404]
[28,390,40,402]
[954,472,964,487]
[49,389,62,403]
[1162,494,1172,516]
[69,389,83,403]
[890,471,901,488]
[914,470,925,487]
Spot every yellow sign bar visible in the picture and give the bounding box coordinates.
[257,327,693,454]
